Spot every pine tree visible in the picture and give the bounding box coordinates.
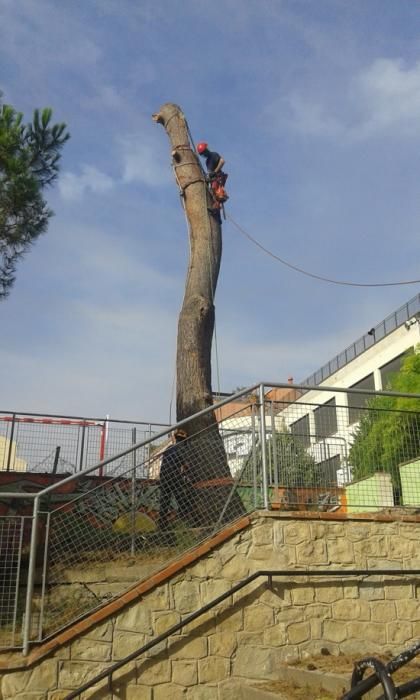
[0,99,70,298]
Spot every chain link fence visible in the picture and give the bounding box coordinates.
[0,516,25,648]
[0,384,419,651]
[0,411,167,475]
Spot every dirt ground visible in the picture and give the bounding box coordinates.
[252,651,420,699]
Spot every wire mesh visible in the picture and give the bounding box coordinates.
[1,385,420,649]
[265,389,420,513]
[0,412,167,475]
[38,405,258,640]
[0,516,24,648]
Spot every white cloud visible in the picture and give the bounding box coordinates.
[119,134,171,187]
[356,58,420,136]
[59,165,114,201]
[278,58,420,142]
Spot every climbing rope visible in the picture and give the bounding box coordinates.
[226,213,420,288]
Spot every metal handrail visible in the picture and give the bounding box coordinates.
[0,384,261,500]
[63,568,420,700]
[2,381,420,502]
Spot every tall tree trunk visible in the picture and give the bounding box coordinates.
[153,103,243,523]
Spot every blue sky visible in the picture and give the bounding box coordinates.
[1,0,420,422]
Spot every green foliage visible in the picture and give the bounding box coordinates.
[245,420,321,487]
[0,98,69,297]
[349,350,420,486]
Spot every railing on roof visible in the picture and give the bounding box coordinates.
[302,293,420,388]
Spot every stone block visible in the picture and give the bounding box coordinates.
[2,661,57,696]
[384,583,412,600]
[248,544,276,561]
[216,608,243,633]
[387,621,413,645]
[70,638,111,662]
[296,540,327,564]
[398,523,420,540]
[200,578,230,607]
[306,604,331,620]
[171,660,198,686]
[259,583,292,608]
[272,521,284,547]
[58,661,106,689]
[315,584,343,604]
[359,583,384,601]
[153,610,181,636]
[332,599,370,621]
[291,586,315,605]
[170,635,208,660]
[309,618,322,639]
[142,584,170,611]
[346,523,371,542]
[126,687,153,700]
[236,631,264,646]
[198,656,229,683]
[370,600,396,623]
[310,523,328,540]
[136,658,171,686]
[388,538,416,559]
[346,621,386,646]
[252,523,273,545]
[322,619,347,643]
[208,631,237,657]
[263,622,287,647]
[233,646,282,680]
[284,521,311,545]
[343,584,359,599]
[221,557,251,581]
[366,559,401,569]
[327,538,354,564]
[287,621,310,644]
[277,606,304,624]
[115,604,153,634]
[396,599,420,621]
[113,631,147,660]
[186,686,215,700]
[154,683,187,700]
[354,536,387,559]
[218,679,247,700]
[172,580,201,614]
[244,604,274,632]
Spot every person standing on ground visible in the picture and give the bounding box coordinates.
[158,428,197,530]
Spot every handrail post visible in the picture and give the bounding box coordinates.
[6,413,16,471]
[23,495,40,655]
[258,384,269,510]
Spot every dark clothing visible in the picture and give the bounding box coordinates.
[205,150,223,174]
[158,441,197,529]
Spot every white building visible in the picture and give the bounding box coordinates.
[278,294,420,486]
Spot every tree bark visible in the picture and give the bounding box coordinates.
[153,103,243,523]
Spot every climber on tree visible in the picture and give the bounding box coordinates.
[196,142,229,206]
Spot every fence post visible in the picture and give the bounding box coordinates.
[23,495,40,655]
[131,428,137,556]
[258,384,269,510]
[6,413,16,472]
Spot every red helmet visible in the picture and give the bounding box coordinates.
[196,142,208,154]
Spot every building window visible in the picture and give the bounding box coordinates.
[290,414,311,448]
[314,398,337,439]
[380,349,413,389]
[317,454,341,485]
[348,374,375,425]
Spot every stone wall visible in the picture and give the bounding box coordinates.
[1,512,420,699]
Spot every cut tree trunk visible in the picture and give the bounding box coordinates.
[153,103,244,524]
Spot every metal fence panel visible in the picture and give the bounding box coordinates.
[0,516,24,648]
[37,405,258,641]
